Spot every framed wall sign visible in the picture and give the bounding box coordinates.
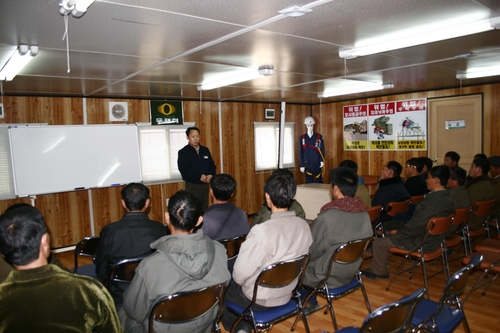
[265,108,275,120]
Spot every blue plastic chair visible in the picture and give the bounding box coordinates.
[336,288,426,333]
[225,254,311,333]
[293,237,372,332]
[410,254,483,333]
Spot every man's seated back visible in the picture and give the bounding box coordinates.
[371,161,410,209]
[0,205,122,332]
[94,183,167,302]
[303,167,373,289]
[120,190,231,333]
[403,157,429,196]
[202,173,249,241]
[222,172,313,332]
[250,168,305,228]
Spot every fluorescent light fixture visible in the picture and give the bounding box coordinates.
[318,81,394,98]
[456,67,500,80]
[59,0,95,17]
[197,65,274,91]
[0,45,39,81]
[279,6,312,17]
[339,16,500,59]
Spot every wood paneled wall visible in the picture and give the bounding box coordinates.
[1,83,499,248]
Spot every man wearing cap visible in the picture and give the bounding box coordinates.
[299,117,325,183]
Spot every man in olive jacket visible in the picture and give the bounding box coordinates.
[362,165,454,279]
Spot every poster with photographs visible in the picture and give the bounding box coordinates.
[343,98,427,151]
[343,104,368,150]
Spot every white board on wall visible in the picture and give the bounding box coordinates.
[9,124,142,197]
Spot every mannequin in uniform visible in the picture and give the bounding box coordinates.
[299,117,325,183]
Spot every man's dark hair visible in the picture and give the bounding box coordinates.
[450,167,467,186]
[474,153,487,160]
[406,157,424,173]
[0,205,47,266]
[121,183,150,211]
[386,161,403,177]
[445,151,460,164]
[339,160,358,173]
[418,157,433,171]
[185,127,200,136]
[272,168,294,179]
[263,173,296,209]
[210,174,236,201]
[330,167,358,197]
[472,158,490,175]
[429,165,451,187]
[168,191,203,232]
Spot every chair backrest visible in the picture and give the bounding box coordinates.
[472,199,496,217]
[427,214,453,236]
[367,206,382,224]
[331,237,373,266]
[361,175,379,186]
[410,195,425,205]
[385,199,411,217]
[219,234,247,260]
[148,283,226,333]
[453,206,474,226]
[443,254,483,300]
[254,254,310,293]
[74,236,100,273]
[359,288,426,333]
[107,257,144,289]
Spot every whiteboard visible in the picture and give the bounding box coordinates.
[9,125,142,196]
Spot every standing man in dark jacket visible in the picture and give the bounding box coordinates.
[94,183,166,304]
[371,161,410,209]
[178,127,216,210]
[362,165,454,280]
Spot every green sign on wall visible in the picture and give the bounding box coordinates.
[150,101,183,125]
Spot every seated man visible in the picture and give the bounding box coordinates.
[202,173,249,241]
[94,183,167,303]
[448,167,472,209]
[339,160,371,207]
[120,191,231,333]
[362,165,455,280]
[302,167,373,309]
[371,161,410,210]
[222,172,313,333]
[250,168,305,227]
[418,156,433,182]
[403,157,429,196]
[444,151,460,170]
[466,157,495,230]
[0,205,122,332]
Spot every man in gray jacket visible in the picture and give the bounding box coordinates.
[362,165,455,280]
[119,191,230,333]
[302,167,372,309]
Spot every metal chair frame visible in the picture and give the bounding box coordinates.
[386,215,453,298]
[412,254,483,333]
[293,237,373,332]
[226,254,311,333]
[463,199,496,255]
[219,234,247,260]
[462,251,500,303]
[375,200,411,237]
[73,236,100,274]
[107,257,145,289]
[148,283,226,333]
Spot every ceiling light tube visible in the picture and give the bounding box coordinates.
[456,68,500,80]
[197,65,274,91]
[0,45,39,81]
[318,83,394,98]
[339,17,500,59]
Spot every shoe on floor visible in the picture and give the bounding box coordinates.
[361,268,389,280]
[303,302,320,317]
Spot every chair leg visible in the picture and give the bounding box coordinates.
[386,254,410,291]
[359,281,372,313]
[420,257,430,299]
[325,297,339,332]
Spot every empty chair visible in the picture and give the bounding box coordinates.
[375,200,411,236]
[367,205,382,227]
[73,236,100,277]
[293,237,372,332]
[360,175,379,198]
[148,283,226,333]
[474,234,500,253]
[444,206,473,259]
[336,288,426,333]
[225,254,310,333]
[219,234,246,273]
[411,254,483,333]
[386,215,453,297]
[462,251,500,302]
[463,199,496,254]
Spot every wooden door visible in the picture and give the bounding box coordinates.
[428,94,482,168]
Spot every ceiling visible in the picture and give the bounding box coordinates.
[1,0,500,105]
